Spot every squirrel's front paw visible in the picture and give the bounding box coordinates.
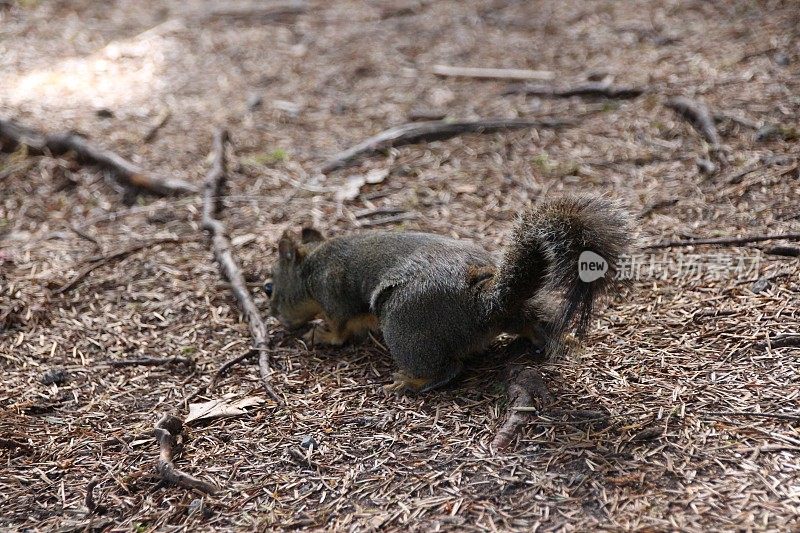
[302,325,346,347]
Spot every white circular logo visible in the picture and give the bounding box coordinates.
[578,251,608,282]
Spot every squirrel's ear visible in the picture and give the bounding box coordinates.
[278,230,298,262]
[301,227,325,244]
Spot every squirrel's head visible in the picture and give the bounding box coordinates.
[266,227,325,330]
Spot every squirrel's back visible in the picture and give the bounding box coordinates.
[304,231,496,314]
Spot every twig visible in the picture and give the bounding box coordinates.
[106,357,194,368]
[202,0,306,21]
[643,232,800,249]
[736,45,778,64]
[357,212,418,227]
[142,108,172,143]
[84,478,104,514]
[703,410,800,422]
[664,97,721,148]
[725,155,794,185]
[491,367,550,453]
[639,198,678,218]
[503,81,646,99]
[510,407,612,426]
[207,349,258,392]
[431,64,554,81]
[353,207,407,219]
[765,245,800,257]
[320,118,573,173]
[53,237,183,295]
[760,334,800,349]
[202,129,281,402]
[67,222,101,248]
[628,426,663,442]
[153,414,218,494]
[0,117,198,195]
[713,112,761,130]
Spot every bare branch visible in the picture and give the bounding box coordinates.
[0,117,198,195]
[503,81,646,99]
[53,237,184,295]
[202,129,281,402]
[643,233,800,249]
[320,118,573,173]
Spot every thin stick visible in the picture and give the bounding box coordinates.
[357,212,418,227]
[106,357,194,368]
[153,414,219,494]
[725,155,794,185]
[207,349,258,392]
[203,1,307,21]
[761,334,800,349]
[765,245,800,258]
[643,232,800,249]
[84,478,100,514]
[320,118,573,173]
[142,108,172,143]
[703,411,800,422]
[713,112,761,130]
[664,97,721,148]
[503,81,646,99]
[53,237,183,295]
[67,222,101,248]
[0,117,198,195]
[491,368,550,453]
[202,129,281,402]
[431,64,554,81]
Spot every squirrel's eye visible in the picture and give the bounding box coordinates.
[264,282,273,298]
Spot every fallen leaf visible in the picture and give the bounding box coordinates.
[231,233,257,247]
[335,168,389,201]
[186,395,265,424]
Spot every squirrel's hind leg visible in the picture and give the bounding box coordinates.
[383,359,464,394]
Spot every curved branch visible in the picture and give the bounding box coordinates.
[320,118,573,173]
[153,414,218,494]
[0,117,198,196]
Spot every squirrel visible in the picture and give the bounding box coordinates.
[265,195,632,393]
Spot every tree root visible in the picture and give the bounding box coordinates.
[491,367,550,453]
[153,414,219,494]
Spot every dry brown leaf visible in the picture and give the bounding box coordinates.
[336,168,389,201]
[186,395,265,424]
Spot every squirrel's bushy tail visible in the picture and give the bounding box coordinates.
[491,196,632,349]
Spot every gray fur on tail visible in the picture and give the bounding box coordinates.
[492,195,632,351]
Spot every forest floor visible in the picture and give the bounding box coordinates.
[1,1,799,531]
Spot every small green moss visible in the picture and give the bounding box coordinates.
[779,125,799,141]
[245,149,288,166]
[181,346,196,355]
[532,153,551,172]
[601,101,620,112]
